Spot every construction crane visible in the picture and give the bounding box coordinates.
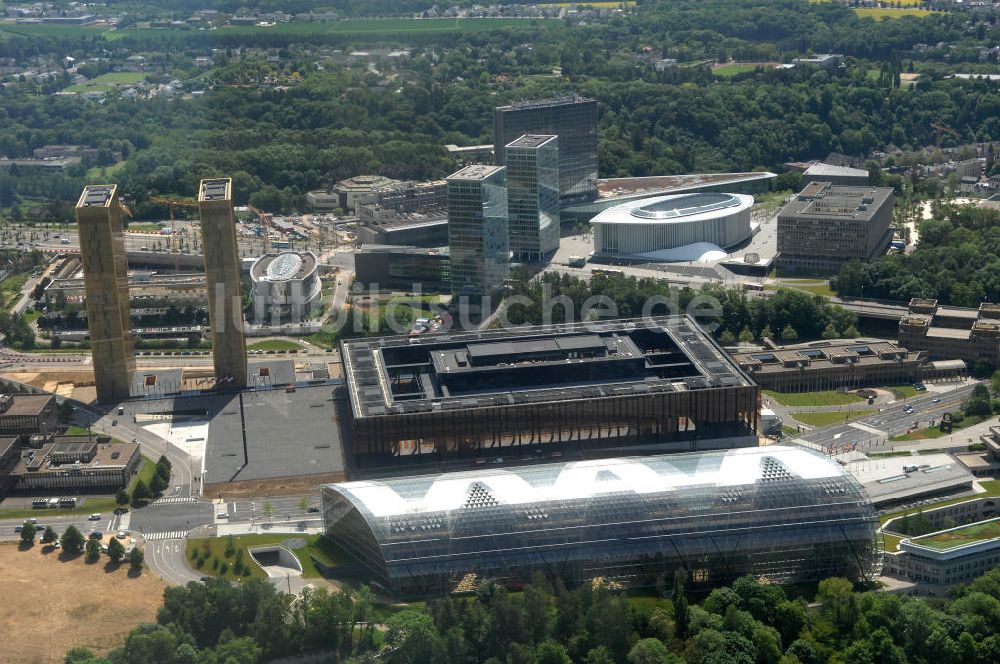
[149,195,199,270]
[247,204,271,254]
[931,121,960,150]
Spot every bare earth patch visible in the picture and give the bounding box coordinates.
[0,542,166,663]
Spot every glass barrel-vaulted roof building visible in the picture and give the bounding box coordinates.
[322,446,882,598]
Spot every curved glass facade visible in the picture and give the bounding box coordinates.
[322,446,882,598]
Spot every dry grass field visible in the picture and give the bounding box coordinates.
[0,542,166,663]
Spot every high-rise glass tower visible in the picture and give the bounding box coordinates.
[446,165,509,301]
[198,178,248,389]
[505,134,560,262]
[493,95,597,205]
[75,184,135,402]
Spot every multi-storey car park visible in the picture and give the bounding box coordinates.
[321,445,883,598]
[339,316,760,474]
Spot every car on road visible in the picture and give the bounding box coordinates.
[217,512,229,519]
[932,398,941,403]
[14,524,23,533]
[132,437,138,443]
[307,506,320,513]
[88,513,101,520]
[89,531,103,539]
[26,517,37,524]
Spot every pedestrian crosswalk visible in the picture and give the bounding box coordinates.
[151,496,200,506]
[144,531,187,541]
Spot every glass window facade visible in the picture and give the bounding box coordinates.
[506,135,561,262]
[493,96,598,205]
[446,166,509,300]
[323,446,883,598]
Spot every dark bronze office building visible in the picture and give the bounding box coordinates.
[340,316,760,473]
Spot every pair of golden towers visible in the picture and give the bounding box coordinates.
[74,179,247,402]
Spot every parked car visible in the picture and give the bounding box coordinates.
[88,513,101,520]
[89,531,103,539]
[116,531,127,539]
[217,512,229,519]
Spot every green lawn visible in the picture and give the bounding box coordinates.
[793,409,877,427]
[130,458,157,495]
[248,339,304,352]
[303,330,338,349]
[880,480,1000,526]
[1,270,32,309]
[763,389,864,407]
[890,414,989,442]
[912,519,1000,551]
[885,385,919,399]
[882,532,902,553]
[187,533,352,580]
[85,160,127,181]
[124,222,162,233]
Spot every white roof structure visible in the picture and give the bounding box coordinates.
[330,445,843,518]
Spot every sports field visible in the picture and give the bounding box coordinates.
[913,519,1000,551]
[0,542,166,663]
[64,71,146,94]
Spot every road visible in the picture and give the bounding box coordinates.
[792,382,976,452]
[0,510,127,542]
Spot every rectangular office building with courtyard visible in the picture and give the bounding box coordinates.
[340,316,760,473]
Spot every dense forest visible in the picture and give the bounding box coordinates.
[0,1,998,216]
[507,273,858,343]
[833,204,1000,306]
[60,566,1000,664]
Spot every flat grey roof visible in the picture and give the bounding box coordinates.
[447,164,505,181]
[77,185,115,208]
[506,134,557,149]
[199,178,230,202]
[804,162,869,177]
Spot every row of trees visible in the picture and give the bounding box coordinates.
[63,562,1000,664]
[20,523,143,569]
[505,273,859,344]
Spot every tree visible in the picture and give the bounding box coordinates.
[627,638,680,664]
[843,324,860,338]
[62,525,85,554]
[821,322,838,340]
[107,537,125,563]
[298,496,309,513]
[719,329,736,345]
[150,471,168,495]
[85,536,101,562]
[533,640,572,664]
[155,455,172,482]
[115,490,130,509]
[132,479,152,504]
[761,325,774,340]
[673,570,690,639]
[738,326,755,343]
[780,324,798,342]
[263,500,274,522]
[385,610,441,664]
[20,521,36,546]
[129,546,144,572]
[41,525,57,544]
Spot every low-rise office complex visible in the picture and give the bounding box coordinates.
[249,251,322,322]
[322,445,882,598]
[8,435,141,492]
[356,180,450,247]
[777,182,894,273]
[883,497,1000,586]
[340,316,760,473]
[354,245,449,292]
[0,394,58,437]
[898,299,1000,366]
[732,339,923,392]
